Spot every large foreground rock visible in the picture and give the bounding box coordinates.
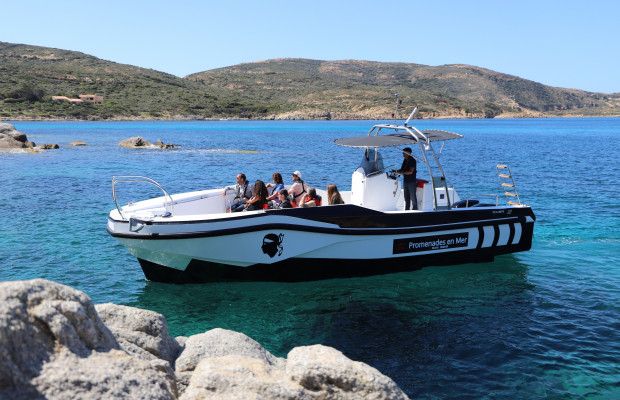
[287,345,408,399]
[0,279,175,399]
[175,328,285,393]
[180,345,408,400]
[0,122,29,148]
[0,279,408,399]
[95,303,180,366]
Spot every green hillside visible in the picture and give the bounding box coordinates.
[188,58,620,119]
[1,42,618,120]
[0,42,252,120]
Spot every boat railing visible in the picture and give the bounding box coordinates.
[112,176,174,220]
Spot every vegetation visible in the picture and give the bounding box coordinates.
[1,42,618,120]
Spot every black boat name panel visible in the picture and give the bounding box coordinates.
[393,232,469,254]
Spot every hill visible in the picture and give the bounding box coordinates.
[1,42,619,120]
[188,58,620,119]
[0,42,249,120]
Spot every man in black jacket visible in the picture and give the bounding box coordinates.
[397,147,417,210]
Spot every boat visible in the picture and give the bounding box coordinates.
[107,111,535,283]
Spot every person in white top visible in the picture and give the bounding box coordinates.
[288,171,307,207]
[222,173,253,212]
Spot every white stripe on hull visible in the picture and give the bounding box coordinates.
[117,221,528,270]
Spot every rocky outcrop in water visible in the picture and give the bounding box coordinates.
[70,140,88,146]
[0,279,408,400]
[0,122,34,149]
[119,136,176,149]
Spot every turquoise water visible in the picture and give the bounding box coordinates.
[1,119,619,399]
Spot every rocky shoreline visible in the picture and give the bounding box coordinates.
[5,110,604,122]
[0,279,409,399]
[0,122,177,151]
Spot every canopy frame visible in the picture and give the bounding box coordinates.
[335,123,462,210]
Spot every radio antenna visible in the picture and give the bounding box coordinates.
[404,105,419,127]
[393,93,402,125]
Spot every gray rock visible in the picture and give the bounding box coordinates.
[39,144,59,149]
[0,279,175,400]
[180,344,409,399]
[95,303,180,366]
[180,355,309,400]
[286,345,409,399]
[70,140,88,146]
[0,122,28,148]
[175,328,285,394]
[157,139,176,149]
[119,136,157,148]
[0,279,408,400]
[175,335,188,349]
[32,349,176,400]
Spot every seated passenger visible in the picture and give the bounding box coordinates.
[299,187,322,207]
[272,189,293,209]
[244,180,268,211]
[222,173,253,212]
[327,184,344,205]
[289,170,307,207]
[266,172,285,208]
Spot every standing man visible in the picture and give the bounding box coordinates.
[222,173,253,212]
[397,147,417,210]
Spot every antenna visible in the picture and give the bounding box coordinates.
[404,105,419,127]
[393,93,402,125]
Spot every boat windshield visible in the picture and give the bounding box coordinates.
[358,148,384,175]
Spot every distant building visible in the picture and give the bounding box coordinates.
[79,94,103,104]
[51,96,71,102]
[52,94,102,105]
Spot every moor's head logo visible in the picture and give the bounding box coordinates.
[262,233,284,258]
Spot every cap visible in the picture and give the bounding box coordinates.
[292,171,302,178]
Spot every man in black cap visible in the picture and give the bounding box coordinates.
[397,147,417,210]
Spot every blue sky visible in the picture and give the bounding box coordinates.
[2,0,618,93]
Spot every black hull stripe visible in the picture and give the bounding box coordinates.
[108,216,527,240]
[491,225,500,248]
[508,223,516,245]
[476,226,485,249]
[137,242,533,284]
[109,204,535,229]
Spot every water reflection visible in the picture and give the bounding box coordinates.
[129,257,534,396]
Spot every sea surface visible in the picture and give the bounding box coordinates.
[1,118,619,399]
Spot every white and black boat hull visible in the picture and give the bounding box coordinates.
[107,205,535,283]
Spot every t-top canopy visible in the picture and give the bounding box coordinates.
[334,127,463,149]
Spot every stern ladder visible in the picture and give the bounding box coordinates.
[497,165,521,206]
